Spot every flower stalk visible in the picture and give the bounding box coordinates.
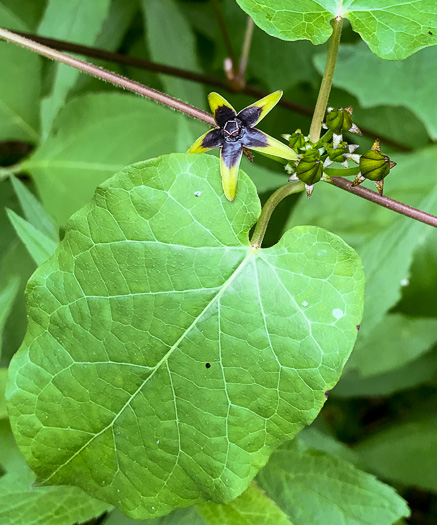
[309,16,343,143]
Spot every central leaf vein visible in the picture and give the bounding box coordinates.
[42,246,257,484]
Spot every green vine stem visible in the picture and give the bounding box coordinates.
[309,16,343,143]
[250,182,306,247]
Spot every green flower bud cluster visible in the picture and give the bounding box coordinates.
[283,108,397,197]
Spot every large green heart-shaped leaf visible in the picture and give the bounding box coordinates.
[7,154,364,519]
[235,0,437,60]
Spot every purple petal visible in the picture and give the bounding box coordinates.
[202,128,223,149]
[241,128,269,148]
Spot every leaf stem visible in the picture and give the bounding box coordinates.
[0,28,215,126]
[211,0,238,76]
[329,176,437,228]
[309,16,343,143]
[238,16,255,80]
[250,182,305,247]
[10,30,411,152]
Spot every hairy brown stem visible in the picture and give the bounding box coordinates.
[0,28,215,126]
[11,30,411,152]
[330,177,437,228]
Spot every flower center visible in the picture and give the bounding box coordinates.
[223,119,242,142]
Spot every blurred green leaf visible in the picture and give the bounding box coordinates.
[0,0,46,30]
[235,0,437,60]
[326,85,430,152]
[0,368,7,419]
[7,153,364,519]
[249,31,320,92]
[74,0,140,95]
[256,438,410,525]
[396,229,437,318]
[197,483,293,524]
[0,181,36,366]
[349,314,437,376]
[142,0,205,107]
[356,417,437,492]
[104,507,205,525]
[0,277,20,360]
[358,185,437,337]
[22,92,205,224]
[37,0,112,137]
[10,176,58,241]
[315,42,437,139]
[244,159,288,194]
[297,427,357,465]
[0,5,41,143]
[0,420,111,525]
[333,348,437,398]
[6,209,58,266]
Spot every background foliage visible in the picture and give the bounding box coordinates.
[0,0,436,523]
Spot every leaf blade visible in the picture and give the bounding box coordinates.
[6,209,58,266]
[235,0,437,59]
[257,438,410,525]
[7,153,364,519]
[10,176,58,242]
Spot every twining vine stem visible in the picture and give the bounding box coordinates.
[12,30,411,151]
[309,16,343,142]
[212,0,239,76]
[0,28,436,233]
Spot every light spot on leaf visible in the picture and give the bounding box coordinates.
[332,308,344,320]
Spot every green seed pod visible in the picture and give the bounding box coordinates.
[325,107,353,135]
[360,140,396,181]
[285,129,306,151]
[296,150,324,185]
[326,141,348,163]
